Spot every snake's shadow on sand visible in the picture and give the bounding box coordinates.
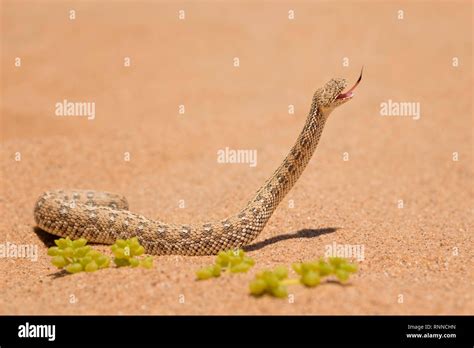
[34,227,61,248]
[244,227,338,252]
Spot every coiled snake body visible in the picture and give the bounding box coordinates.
[34,74,361,255]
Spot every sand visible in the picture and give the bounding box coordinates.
[0,1,472,315]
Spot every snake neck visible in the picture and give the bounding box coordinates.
[240,105,327,222]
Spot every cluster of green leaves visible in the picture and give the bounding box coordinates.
[292,257,358,286]
[48,236,153,273]
[250,257,358,298]
[48,237,110,273]
[249,266,290,298]
[196,249,255,280]
[111,237,153,269]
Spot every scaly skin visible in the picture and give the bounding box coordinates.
[34,75,360,255]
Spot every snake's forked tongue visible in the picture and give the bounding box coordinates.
[336,68,363,99]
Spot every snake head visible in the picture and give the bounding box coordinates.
[314,68,363,114]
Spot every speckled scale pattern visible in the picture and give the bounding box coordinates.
[33,79,348,255]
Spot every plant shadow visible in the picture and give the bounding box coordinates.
[47,269,70,279]
[325,279,354,288]
[244,227,339,252]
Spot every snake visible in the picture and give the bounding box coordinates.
[34,71,362,256]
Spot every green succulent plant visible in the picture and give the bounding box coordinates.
[196,249,255,280]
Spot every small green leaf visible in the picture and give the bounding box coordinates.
[114,258,130,267]
[211,264,221,277]
[264,273,279,289]
[65,263,83,274]
[196,268,213,280]
[340,263,358,273]
[140,257,153,269]
[318,262,333,276]
[292,263,303,275]
[47,247,60,256]
[85,261,98,272]
[274,266,288,280]
[335,269,349,282]
[134,246,145,257]
[72,238,87,248]
[230,263,251,273]
[113,247,126,259]
[271,285,288,298]
[129,258,140,267]
[115,239,127,248]
[301,271,320,287]
[55,238,69,248]
[249,279,267,295]
[51,256,66,268]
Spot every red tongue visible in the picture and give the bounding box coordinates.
[336,68,363,99]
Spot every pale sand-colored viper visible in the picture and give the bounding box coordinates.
[34,72,362,255]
